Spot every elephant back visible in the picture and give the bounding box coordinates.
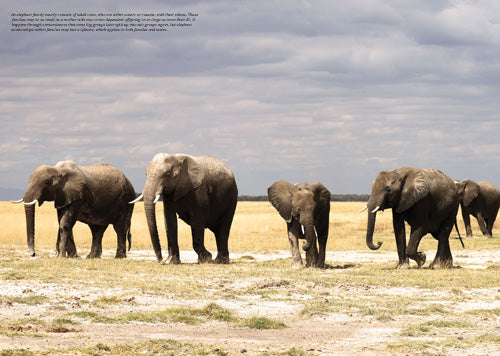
[478,181,500,208]
[196,156,237,193]
[82,163,136,206]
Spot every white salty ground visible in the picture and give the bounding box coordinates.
[0,249,499,356]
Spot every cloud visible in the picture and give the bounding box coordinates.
[2,0,500,194]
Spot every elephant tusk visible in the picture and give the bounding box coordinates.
[24,199,38,206]
[301,225,305,235]
[371,206,380,213]
[11,199,24,203]
[129,193,144,204]
[153,194,161,204]
[314,226,318,238]
[359,205,368,213]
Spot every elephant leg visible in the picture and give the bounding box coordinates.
[429,222,454,269]
[393,212,409,269]
[287,223,303,269]
[476,213,490,238]
[190,219,212,263]
[212,206,235,264]
[87,224,107,259]
[488,208,498,238]
[56,208,77,258]
[112,223,127,258]
[212,224,230,264]
[316,235,327,268]
[461,209,473,238]
[486,216,496,238]
[164,203,180,264]
[305,242,319,268]
[57,207,78,258]
[406,226,427,268]
[113,212,131,258]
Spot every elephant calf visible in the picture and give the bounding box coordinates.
[268,180,331,268]
[16,161,136,258]
[455,180,500,238]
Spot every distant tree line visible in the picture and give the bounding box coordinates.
[238,194,370,202]
[132,194,370,202]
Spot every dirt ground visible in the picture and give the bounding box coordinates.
[1,249,499,355]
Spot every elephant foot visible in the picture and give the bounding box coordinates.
[484,233,492,239]
[197,250,212,264]
[416,252,426,268]
[165,255,181,264]
[314,262,325,269]
[396,262,410,269]
[408,252,426,268]
[214,253,230,264]
[305,253,319,268]
[430,257,453,269]
[115,248,127,258]
[86,253,101,259]
[292,262,303,269]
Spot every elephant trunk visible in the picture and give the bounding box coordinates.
[366,204,382,250]
[144,183,163,262]
[301,214,316,252]
[23,191,37,257]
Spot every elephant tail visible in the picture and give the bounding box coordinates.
[455,219,465,249]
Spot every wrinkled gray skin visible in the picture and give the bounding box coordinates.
[268,181,331,268]
[141,153,238,264]
[20,161,135,258]
[455,180,500,238]
[365,167,459,269]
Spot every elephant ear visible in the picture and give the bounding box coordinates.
[309,182,331,213]
[463,181,480,206]
[267,180,295,222]
[55,167,87,209]
[173,155,205,201]
[396,169,430,213]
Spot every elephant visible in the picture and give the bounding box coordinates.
[131,153,238,264]
[363,166,460,269]
[455,180,500,238]
[268,180,331,268]
[15,161,135,258]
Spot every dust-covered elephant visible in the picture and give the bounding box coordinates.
[14,161,135,258]
[131,153,238,264]
[268,180,331,268]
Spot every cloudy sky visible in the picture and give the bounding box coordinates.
[2,0,500,196]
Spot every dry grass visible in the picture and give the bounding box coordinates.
[1,201,500,355]
[0,201,498,254]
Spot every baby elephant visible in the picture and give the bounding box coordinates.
[268,180,331,268]
[455,180,500,238]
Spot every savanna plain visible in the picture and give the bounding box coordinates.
[0,201,499,356]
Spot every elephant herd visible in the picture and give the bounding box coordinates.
[13,154,500,269]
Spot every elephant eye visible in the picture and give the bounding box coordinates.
[385,186,391,192]
[45,179,51,186]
